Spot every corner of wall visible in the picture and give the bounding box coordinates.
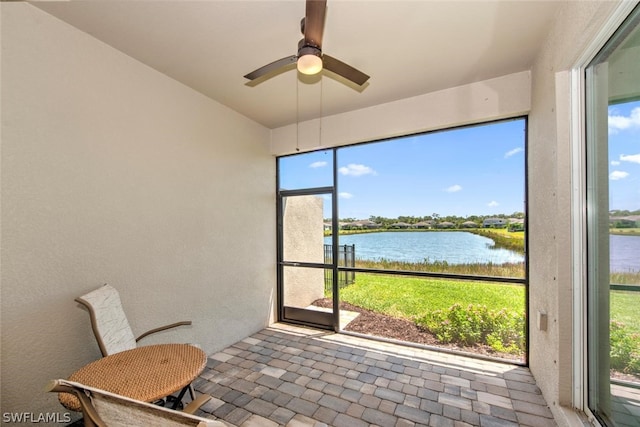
[526,0,626,422]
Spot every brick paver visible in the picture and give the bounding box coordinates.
[191,324,557,426]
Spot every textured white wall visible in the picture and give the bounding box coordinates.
[527,1,619,424]
[1,3,274,421]
[271,70,531,155]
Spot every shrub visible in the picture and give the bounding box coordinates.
[417,303,525,355]
[610,320,640,375]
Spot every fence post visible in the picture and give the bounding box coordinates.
[324,243,356,290]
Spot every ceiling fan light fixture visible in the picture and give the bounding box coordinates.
[244,0,369,86]
[297,46,323,75]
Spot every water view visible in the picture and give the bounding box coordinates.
[325,231,524,265]
[610,234,640,273]
[325,231,640,272]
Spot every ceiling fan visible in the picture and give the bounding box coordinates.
[243,0,370,86]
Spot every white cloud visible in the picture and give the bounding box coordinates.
[487,201,499,207]
[445,184,462,193]
[610,170,629,181]
[609,107,640,134]
[309,161,327,168]
[339,192,353,199]
[504,147,523,158]
[338,164,376,176]
[620,154,640,165]
[611,160,621,166]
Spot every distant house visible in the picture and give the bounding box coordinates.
[436,221,455,229]
[356,220,380,229]
[414,221,435,229]
[483,218,508,228]
[508,218,525,231]
[461,221,478,228]
[389,222,411,229]
[343,219,380,230]
[324,222,349,231]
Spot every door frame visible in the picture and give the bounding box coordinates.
[276,151,340,330]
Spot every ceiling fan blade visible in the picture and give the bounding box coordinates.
[244,55,298,81]
[304,0,326,49]
[322,55,370,86]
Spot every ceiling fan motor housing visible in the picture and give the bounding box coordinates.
[297,39,321,59]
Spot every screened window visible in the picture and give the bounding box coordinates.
[277,118,528,363]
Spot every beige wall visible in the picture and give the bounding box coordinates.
[0,3,274,421]
[271,70,531,154]
[282,195,325,308]
[610,44,640,102]
[527,1,620,424]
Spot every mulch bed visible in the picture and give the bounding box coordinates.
[312,298,523,362]
[313,299,640,382]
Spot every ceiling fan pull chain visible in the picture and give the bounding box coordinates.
[319,76,323,147]
[296,75,300,152]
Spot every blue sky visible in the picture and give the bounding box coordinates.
[280,118,526,219]
[608,100,640,212]
[280,104,640,220]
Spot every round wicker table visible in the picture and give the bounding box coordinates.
[59,343,207,412]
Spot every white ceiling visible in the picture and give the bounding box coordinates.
[32,0,562,129]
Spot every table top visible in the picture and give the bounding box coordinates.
[60,343,207,412]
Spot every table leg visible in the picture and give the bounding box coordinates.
[170,386,189,410]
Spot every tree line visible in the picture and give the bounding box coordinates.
[334,212,525,228]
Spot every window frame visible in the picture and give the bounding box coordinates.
[276,117,530,361]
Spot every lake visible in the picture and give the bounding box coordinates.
[325,231,640,272]
[610,234,640,273]
[325,231,524,265]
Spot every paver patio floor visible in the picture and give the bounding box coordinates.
[190,323,557,426]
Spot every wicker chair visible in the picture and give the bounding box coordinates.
[47,379,221,427]
[76,284,196,403]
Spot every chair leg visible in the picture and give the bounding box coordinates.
[189,384,195,401]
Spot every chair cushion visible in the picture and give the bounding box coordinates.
[77,284,136,355]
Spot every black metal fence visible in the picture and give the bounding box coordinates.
[324,244,356,292]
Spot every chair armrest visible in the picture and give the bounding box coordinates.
[135,321,192,342]
[46,380,106,427]
[183,394,212,415]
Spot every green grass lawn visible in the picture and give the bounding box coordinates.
[339,273,638,334]
[338,273,639,370]
[336,270,638,372]
[339,273,525,319]
[471,227,525,242]
[610,228,640,236]
[612,290,640,334]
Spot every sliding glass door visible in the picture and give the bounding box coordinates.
[585,6,640,426]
